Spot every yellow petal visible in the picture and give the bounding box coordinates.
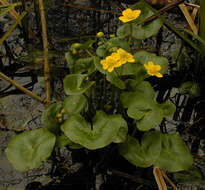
[155,72,163,78]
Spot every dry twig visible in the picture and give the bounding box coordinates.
[38,0,51,108]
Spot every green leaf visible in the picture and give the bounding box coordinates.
[93,56,106,74]
[117,1,163,40]
[42,103,62,134]
[117,24,131,39]
[5,128,56,171]
[64,74,95,95]
[56,134,82,149]
[107,37,130,52]
[141,131,162,164]
[180,81,200,98]
[131,19,163,40]
[63,95,87,115]
[154,133,193,172]
[120,81,155,108]
[96,44,108,57]
[134,50,168,74]
[159,100,176,117]
[117,62,146,79]
[127,98,163,131]
[65,52,77,73]
[173,165,203,184]
[61,111,128,150]
[74,57,95,74]
[119,132,162,167]
[106,72,126,89]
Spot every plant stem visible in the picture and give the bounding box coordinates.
[0,72,45,103]
[38,0,51,108]
[0,11,26,44]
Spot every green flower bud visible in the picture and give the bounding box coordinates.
[72,43,81,49]
[72,49,77,55]
[96,32,104,38]
[109,47,118,52]
[97,41,103,46]
[109,34,115,38]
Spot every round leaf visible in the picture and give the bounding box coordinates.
[74,57,95,74]
[127,98,163,131]
[119,135,152,168]
[119,132,162,168]
[56,134,82,149]
[63,95,87,115]
[106,72,126,89]
[120,81,155,108]
[159,100,176,117]
[42,103,62,134]
[5,128,56,171]
[64,74,95,95]
[154,133,193,172]
[61,111,128,150]
[134,50,168,74]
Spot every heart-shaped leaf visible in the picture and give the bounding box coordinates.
[63,95,87,115]
[42,103,62,134]
[134,51,168,74]
[61,111,128,150]
[93,56,106,74]
[120,81,155,108]
[64,74,95,95]
[154,133,193,172]
[159,100,176,117]
[65,52,77,73]
[119,131,162,167]
[117,62,146,79]
[127,98,163,131]
[56,134,82,149]
[173,165,203,184]
[106,72,126,89]
[180,81,200,98]
[74,57,95,74]
[5,128,56,171]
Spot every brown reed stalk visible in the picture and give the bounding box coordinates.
[0,71,45,103]
[38,0,51,108]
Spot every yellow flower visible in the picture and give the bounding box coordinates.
[144,61,163,78]
[119,8,141,23]
[100,48,134,72]
[100,55,119,72]
[117,48,135,65]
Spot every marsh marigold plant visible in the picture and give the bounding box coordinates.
[100,48,135,72]
[119,8,141,23]
[144,61,163,78]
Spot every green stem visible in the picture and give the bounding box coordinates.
[85,49,93,56]
[0,11,27,44]
[128,23,133,45]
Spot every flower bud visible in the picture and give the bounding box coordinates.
[72,43,81,49]
[97,41,103,46]
[96,32,104,38]
[109,34,115,38]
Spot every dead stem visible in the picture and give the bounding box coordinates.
[160,168,179,190]
[0,71,45,103]
[63,3,121,15]
[38,0,51,108]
